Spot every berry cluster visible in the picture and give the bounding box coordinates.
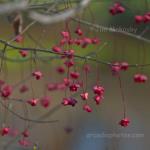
[135,12,150,24]
[109,3,125,15]
[111,62,129,75]
[1,127,31,147]
[51,26,104,113]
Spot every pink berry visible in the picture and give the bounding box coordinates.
[32,71,42,80]
[62,97,77,107]
[135,15,143,24]
[80,92,88,100]
[93,85,104,96]
[1,85,12,98]
[81,38,92,48]
[63,78,71,86]
[52,46,61,53]
[83,104,92,112]
[69,83,80,92]
[140,75,148,83]
[94,95,103,105]
[15,35,23,43]
[111,62,121,75]
[27,98,38,106]
[22,129,29,138]
[62,98,69,106]
[40,96,51,108]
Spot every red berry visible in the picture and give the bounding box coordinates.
[59,39,66,46]
[93,85,104,96]
[56,66,65,74]
[117,6,125,13]
[91,38,100,44]
[120,62,129,71]
[70,72,80,79]
[119,118,130,127]
[1,127,9,136]
[134,74,148,83]
[109,7,117,15]
[68,39,74,45]
[63,49,74,59]
[64,60,74,68]
[75,28,83,36]
[74,39,82,45]
[61,31,70,39]
[19,50,28,57]
[143,14,150,23]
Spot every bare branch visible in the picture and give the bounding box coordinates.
[29,0,91,24]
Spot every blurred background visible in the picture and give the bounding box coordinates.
[0,0,150,150]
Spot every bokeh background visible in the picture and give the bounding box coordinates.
[0,0,150,150]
